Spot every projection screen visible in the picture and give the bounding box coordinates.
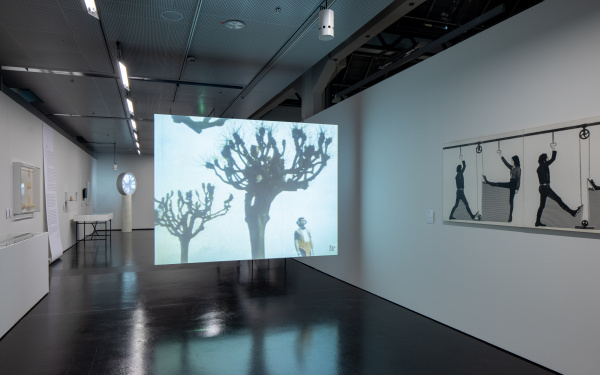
[154,115,338,264]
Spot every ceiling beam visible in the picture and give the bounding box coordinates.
[335,4,505,99]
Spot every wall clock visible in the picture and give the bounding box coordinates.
[117,172,136,195]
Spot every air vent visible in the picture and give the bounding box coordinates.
[161,11,183,21]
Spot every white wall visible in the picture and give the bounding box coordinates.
[299,1,600,374]
[51,126,94,248]
[0,91,43,235]
[93,153,154,230]
[0,91,94,251]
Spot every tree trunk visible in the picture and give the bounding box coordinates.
[180,237,190,263]
[245,190,277,259]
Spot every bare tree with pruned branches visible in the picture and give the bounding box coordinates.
[206,125,332,259]
[155,183,233,263]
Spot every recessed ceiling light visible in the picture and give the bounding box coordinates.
[223,20,245,30]
[161,11,183,21]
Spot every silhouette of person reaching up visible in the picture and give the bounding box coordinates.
[449,160,480,220]
[483,154,521,222]
[535,150,582,227]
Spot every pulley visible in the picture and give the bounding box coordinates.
[550,132,557,149]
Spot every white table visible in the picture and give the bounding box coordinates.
[74,213,113,247]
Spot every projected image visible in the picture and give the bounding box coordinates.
[155,115,338,264]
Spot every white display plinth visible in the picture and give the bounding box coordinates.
[122,195,132,232]
[0,232,49,338]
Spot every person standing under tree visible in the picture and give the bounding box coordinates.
[483,154,521,222]
[294,217,313,257]
[449,160,480,220]
[535,149,582,227]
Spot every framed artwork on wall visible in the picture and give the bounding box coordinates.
[443,116,600,233]
[12,162,41,215]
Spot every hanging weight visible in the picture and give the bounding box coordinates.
[476,144,482,154]
[580,127,590,139]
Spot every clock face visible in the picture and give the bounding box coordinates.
[117,172,137,195]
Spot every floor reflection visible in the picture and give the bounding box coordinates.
[0,231,555,375]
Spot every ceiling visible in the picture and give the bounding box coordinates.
[0,0,543,156]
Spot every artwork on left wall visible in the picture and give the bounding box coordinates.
[12,162,41,215]
[443,116,600,233]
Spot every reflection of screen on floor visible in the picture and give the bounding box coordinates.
[154,114,338,265]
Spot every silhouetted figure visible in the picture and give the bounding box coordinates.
[483,155,521,222]
[535,151,581,227]
[589,179,600,190]
[294,217,313,257]
[449,160,480,220]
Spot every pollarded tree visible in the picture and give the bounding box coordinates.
[155,183,233,263]
[206,125,332,259]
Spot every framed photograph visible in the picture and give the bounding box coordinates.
[13,162,41,215]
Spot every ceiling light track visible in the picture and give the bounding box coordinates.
[334,4,505,100]
[221,0,339,117]
[0,66,243,90]
[172,0,204,102]
[46,114,153,122]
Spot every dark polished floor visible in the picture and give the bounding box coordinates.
[0,231,557,375]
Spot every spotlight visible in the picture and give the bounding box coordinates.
[318,2,334,41]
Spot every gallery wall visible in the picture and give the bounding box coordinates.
[93,153,154,230]
[298,0,600,374]
[0,91,44,235]
[0,91,94,252]
[51,125,94,249]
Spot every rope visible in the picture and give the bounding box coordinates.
[579,137,583,205]
[481,147,485,176]
[475,148,479,212]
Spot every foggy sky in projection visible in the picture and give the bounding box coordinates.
[154,115,338,264]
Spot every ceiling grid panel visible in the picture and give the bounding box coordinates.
[100,0,194,78]
[59,7,113,73]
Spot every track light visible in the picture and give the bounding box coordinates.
[81,0,99,19]
[126,98,134,115]
[130,119,137,131]
[136,149,141,155]
[133,132,138,141]
[319,1,334,41]
[118,60,129,91]
[135,141,140,149]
